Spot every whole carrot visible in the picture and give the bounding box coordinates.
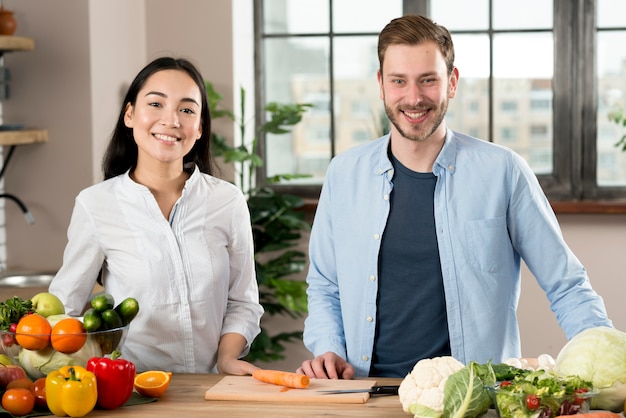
[252,369,310,389]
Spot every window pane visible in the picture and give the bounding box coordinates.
[446,34,490,141]
[264,37,331,183]
[263,0,329,34]
[493,0,552,30]
[493,33,554,174]
[597,31,626,186]
[334,36,385,155]
[430,0,488,30]
[597,0,626,28]
[333,0,402,33]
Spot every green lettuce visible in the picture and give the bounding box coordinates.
[442,361,495,418]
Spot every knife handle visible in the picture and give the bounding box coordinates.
[371,385,400,395]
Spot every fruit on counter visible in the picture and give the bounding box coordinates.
[134,370,172,398]
[87,350,136,409]
[30,292,65,318]
[81,308,102,332]
[6,377,33,392]
[2,387,35,416]
[252,369,310,389]
[85,295,140,332]
[554,326,626,412]
[0,296,33,331]
[18,315,103,380]
[90,293,114,313]
[50,317,87,354]
[15,313,51,350]
[83,295,139,354]
[0,353,13,366]
[0,364,28,389]
[100,309,124,354]
[31,377,47,410]
[46,365,97,417]
[114,297,140,326]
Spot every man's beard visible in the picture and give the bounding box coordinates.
[384,98,448,142]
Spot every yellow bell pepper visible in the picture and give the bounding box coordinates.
[45,365,98,417]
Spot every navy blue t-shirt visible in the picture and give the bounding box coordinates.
[369,153,451,377]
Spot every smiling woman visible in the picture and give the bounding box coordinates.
[47,57,264,375]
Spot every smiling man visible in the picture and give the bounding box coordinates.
[298,14,612,379]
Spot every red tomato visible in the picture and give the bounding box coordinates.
[31,377,47,410]
[574,388,589,405]
[499,381,512,387]
[526,394,540,410]
[2,388,35,416]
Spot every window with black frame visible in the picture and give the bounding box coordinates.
[255,0,626,203]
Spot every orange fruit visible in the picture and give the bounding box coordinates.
[134,371,172,398]
[2,388,35,416]
[15,314,51,350]
[50,318,87,354]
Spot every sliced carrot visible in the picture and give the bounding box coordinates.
[557,413,622,418]
[252,369,310,389]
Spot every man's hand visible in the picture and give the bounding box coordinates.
[296,351,355,379]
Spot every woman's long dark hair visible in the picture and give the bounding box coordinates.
[102,57,213,180]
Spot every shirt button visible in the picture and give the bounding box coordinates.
[448,164,454,170]
[369,275,376,282]
[383,194,389,200]
[362,355,369,362]
[366,316,373,322]
[374,234,380,240]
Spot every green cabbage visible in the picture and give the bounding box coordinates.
[17,314,104,379]
[554,326,626,412]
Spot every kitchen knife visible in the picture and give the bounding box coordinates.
[318,385,399,395]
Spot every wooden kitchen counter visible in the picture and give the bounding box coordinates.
[88,373,408,417]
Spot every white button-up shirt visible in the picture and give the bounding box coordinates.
[50,167,263,373]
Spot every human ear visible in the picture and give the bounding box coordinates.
[123,103,134,128]
[448,67,459,98]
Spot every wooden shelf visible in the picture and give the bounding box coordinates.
[0,129,47,146]
[0,36,34,52]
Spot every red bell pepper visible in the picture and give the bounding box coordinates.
[86,350,136,410]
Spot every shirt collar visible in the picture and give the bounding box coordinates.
[433,128,457,175]
[122,164,201,192]
[374,129,458,177]
[374,134,394,177]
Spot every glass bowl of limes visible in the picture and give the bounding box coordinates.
[0,313,129,379]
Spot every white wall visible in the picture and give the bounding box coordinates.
[1,0,234,271]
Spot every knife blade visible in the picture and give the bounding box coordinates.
[318,385,399,395]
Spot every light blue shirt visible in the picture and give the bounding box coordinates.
[303,129,612,377]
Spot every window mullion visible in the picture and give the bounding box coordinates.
[540,0,576,199]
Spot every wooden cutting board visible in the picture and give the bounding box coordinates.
[204,376,379,404]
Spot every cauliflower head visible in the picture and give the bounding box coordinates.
[398,356,464,418]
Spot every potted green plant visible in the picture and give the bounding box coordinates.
[206,82,312,362]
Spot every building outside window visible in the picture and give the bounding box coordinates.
[254,0,626,201]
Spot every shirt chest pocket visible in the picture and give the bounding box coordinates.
[464,216,514,274]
